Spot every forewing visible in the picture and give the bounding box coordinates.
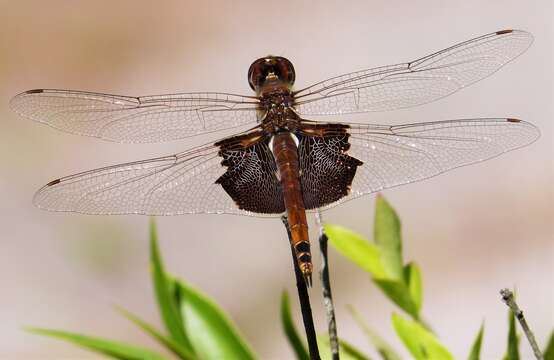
[11,89,260,143]
[294,30,532,115]
[33,131,282,217]
[303,118,539,211]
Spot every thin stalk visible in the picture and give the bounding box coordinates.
[282,216,321,360]
[500,288,543,360]
[315,210,339,360]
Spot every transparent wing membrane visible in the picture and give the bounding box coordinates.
[11,89,260,143]
[294,30,532,115]
[306,118,539,212]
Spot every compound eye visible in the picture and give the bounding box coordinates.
[248,68,264,90]
[254,70,264,86]
[275,58,295,86]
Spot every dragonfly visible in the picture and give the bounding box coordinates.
[11,29,539,285]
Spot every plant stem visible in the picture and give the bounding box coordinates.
[282,216,321,360]
[500,288,543,360]
[315,210,339,360]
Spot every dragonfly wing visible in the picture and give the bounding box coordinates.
[33,128,284,217]
[11,89,260,143]
[294,30,532,115]
[298,118,539,211]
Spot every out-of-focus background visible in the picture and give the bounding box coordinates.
[1,0,552,358]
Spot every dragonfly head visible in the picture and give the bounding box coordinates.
[248,56,295,93]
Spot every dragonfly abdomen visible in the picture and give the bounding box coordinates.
[272,131,312,285]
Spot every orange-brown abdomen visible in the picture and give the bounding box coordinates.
[272,132,312,284]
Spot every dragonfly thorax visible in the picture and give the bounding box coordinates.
[260,91,298,132]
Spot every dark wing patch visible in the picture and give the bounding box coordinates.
[297,123,363,209]
[215,132,285,214]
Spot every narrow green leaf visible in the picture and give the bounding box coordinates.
[392,313,454,360]
[149,218,193,353]
[374,195,403,281]
[178,281,257,360]
[170,276,184,309]
[280,291,309,360]
[317,335,372,360]
[325,224,386,278]
[115,307,195,360]
[374,279,418,320]
[467,322,484,360]
[348,306,402,360]
[505,309,520,360]
[26,327,167,360]
[404,262,423,315]
[544,331,554,360]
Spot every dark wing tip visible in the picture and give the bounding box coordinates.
[46,178,61,187]
[496,29,514,35]
[24,89,45,94]
[507,118,522,123]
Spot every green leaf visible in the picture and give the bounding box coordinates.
[178,280,257,360]
[505,308,520,360]
[544,331,554,360]
[317,335,372,360]
[374,279,418,320]
[26,327,167,360]
[326,223,422,320]
[280,291,309,360]
[404,262,423,315]
[115,306,195,360]
[149,218,193,353]
[467,322,484,360]
[348,306,402,360]
[325,224,386,278]
[392,313,454,360]
[374,195,403,281]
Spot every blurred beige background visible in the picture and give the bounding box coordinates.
[0,0,552,358]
